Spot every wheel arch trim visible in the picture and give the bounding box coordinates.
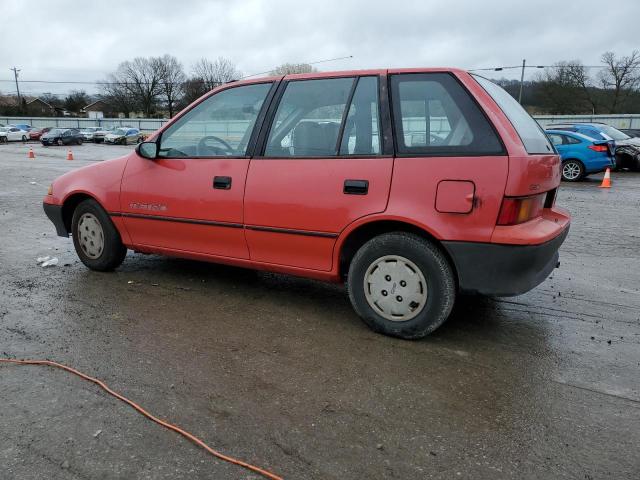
[332,215,458,285]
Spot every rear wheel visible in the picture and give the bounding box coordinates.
[21,135,27,142]
[77,138,83,145]
[561,160,584,182]
[347,232,455,339]
[72,199,126,271]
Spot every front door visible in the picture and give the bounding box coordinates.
[120,81,274,259]
[244,75,393,271]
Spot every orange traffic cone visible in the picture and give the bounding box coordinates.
[599,168,611,188]
[66,149,74,161]
[28,148,35,159]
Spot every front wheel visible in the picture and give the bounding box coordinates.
[561,160,584,182]
[347,233,455,339]
[72,199,127,271]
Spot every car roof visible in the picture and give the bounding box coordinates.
[546,123,606,128]
[545,129,601,142]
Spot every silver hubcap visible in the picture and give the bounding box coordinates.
[563,162,581,180]
[77,213,104,259]
[363,255,428,321]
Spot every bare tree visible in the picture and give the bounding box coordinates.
[270,63,318,75]
[598,50,640,113]
[64,90,91,115]
[100,80,135,117]
[191,57,241,91]
[180,77,208,107]
[565,61,599,114]
[157,54,186,117]
[102,57,164,116]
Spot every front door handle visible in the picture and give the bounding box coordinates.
[344,179,369,195]
[213,176,232,190]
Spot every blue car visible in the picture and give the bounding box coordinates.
[545,129,614,181]
[547,122,640,171]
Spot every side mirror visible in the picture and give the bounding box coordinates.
[137,141,158,159]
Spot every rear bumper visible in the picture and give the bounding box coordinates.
[43,202,68,237]
[443,226,569,296]
[585,156,615,173]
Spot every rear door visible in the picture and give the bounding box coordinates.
[120,81,274,258]
[244,74,393,271]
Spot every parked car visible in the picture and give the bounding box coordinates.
[10,123,33,131]
[104,127,144,145]
[78,127,101,142]
[0,126,29,142]
[42,68,570,339]
[620,128,640,138]
[547,122,640,171]
[92,126,118,143]
[40,128,84,146]
[29,127,52,141]
[545,130,614,181]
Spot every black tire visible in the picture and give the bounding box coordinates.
[56,138,62,146]
[22,135,27,142]
[72,199,127,271]
[561,159,584,182]
[77,138,83,145]
[347,232,455,339]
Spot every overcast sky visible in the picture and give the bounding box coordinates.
[1,0,638,97]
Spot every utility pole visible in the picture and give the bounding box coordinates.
[10,67,22,106]
[518,59,526,104]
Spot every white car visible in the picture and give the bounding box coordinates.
[79,127,101,141]
[0,126,28,143]
[104,127,143,145]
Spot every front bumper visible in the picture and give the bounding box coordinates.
[443,226,569,296]
[43,202,68,237]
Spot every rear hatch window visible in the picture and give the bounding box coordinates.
[473,75,553,155]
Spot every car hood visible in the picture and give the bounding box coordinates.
[616,137,640,148]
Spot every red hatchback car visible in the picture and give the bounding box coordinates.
[43,68,569,339]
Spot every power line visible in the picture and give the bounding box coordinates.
[239,55,354,79]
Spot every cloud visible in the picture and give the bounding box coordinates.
[1,0,638,96]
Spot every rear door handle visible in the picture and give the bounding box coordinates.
[344,179,369,195]
[213,176,232,190]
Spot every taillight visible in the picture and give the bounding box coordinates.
[497,193,546,226]
[588,144,608,152]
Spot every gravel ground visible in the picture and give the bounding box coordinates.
[1,141,639,479]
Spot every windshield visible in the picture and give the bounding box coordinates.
[598,125,630,141]
[113,128,127,135]
[48,129,64,135]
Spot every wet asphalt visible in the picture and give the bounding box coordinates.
[0,142,639,480]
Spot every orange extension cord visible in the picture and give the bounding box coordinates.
[0,358,283,480]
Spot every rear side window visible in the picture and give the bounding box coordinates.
[473,75,553,154]
[390,73,504,156]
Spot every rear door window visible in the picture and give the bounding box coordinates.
[264,77,354,157]
[339,76,381,155]
[473,74,553,154]
[390,73,504,156]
